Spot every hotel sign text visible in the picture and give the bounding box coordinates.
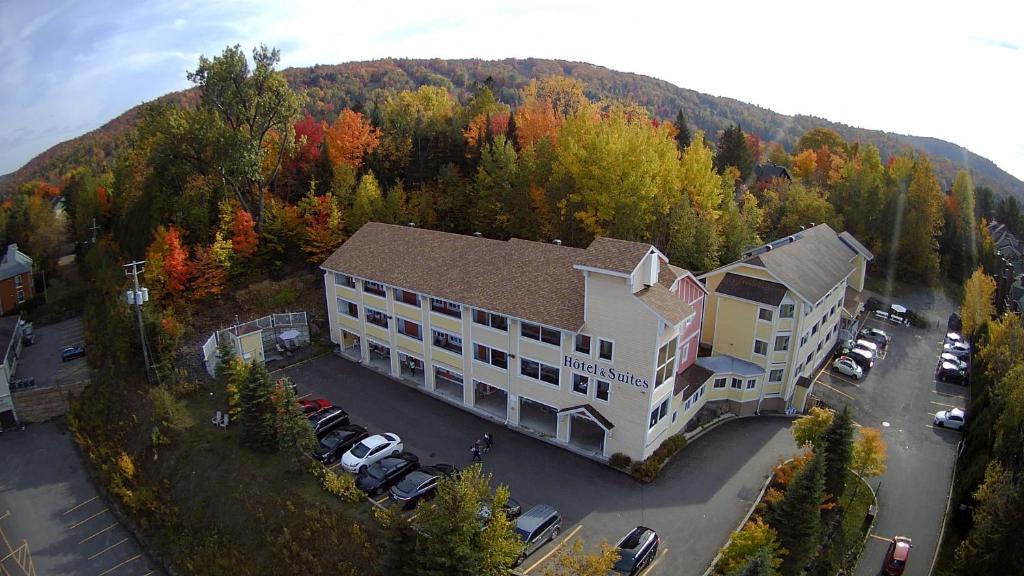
[563,356,650,389]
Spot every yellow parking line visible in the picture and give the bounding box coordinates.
[96,553,140,576]
[374,495,389,505]
[814,379,855,401]
[88,537,129,560]
[0,511,9,522]
[930,400,958,409]
[523,524,583,574]
[328,461,342,470]
[68,508,108,530]
[828,373,862,387]
[869,533,892,542]
[933,390,964,398]
[638,547,668,575]
[79,522,119,544]
[63,496,99,516]
[407,513,420,522]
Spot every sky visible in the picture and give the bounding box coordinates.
[1,0,1023,182]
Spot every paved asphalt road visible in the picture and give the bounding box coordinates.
[17,318,90,388]
[282,355,798,576]
[812,289,962,576]
[0,421,161,576]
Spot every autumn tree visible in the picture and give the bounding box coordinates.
[231,208,259,261]
[190,244,228,299]
[992,364,1024,466]
[541,538,619,576]
[187,45,301,231]
[144,226,190,299]
[324,108,382,170]
[791,406,835,448]
[377,85,458,186]
[673,109,691,151]
[14,193,63,272]
[769,452,825,576]
[978,314,1024,381]
[849,427,887,500]
[296,188,345,264]
[716,518,785,575]
[258,198,303,270]
[796,128,848,156]
[952,170,978,276]
[277,112,326,200]
[350,172,384,233]
[961,268,996,337]
[953,462,1024,575]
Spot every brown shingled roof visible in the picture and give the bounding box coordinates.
[716,272,788,306]
[321,223,589,331]
[675,362,715,397]
[578,236,653,275]
[636,284,694,326]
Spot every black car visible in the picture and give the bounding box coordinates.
[355,452,420,495]
[859,327,890,348]
[389,464,458,508]
[310,408,350,439]
[937,361,967,384]
[947,312,962,333]
[610,526,660,575]
[313,425,369,464]
[480,496,523,523]
[837,346,874,370]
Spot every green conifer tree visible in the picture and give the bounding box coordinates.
[769,452,825,576]
[821,406,854,501]
[674,109,692,151]
[239,363,278,452]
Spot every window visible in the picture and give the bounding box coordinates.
[655,337,678,388]
[366,307,388,328]
[575,334,592,354]
[16,290,24,304]
[394,288,420,306]
[812,321,819,335]
[800,332,809,347]
[520,358,559,386]
[746,378,757,389]
[685,397,693,410]
[474,344,507,369]
[753,339,768,356]
[521,322,561,346]
[397,318,422,340]
[780,303,794,318]
[572,374,589,395]
[713,377,727,389]
[432,329,463,355]
[363,280,386,297]
[14,275,23,289]
[431,298,462,318]
[334,273,356,288]
[769,369,784,382]
[596,380,610,402]
[731,377,742,389]
[758,308,773,322]
[796,363,804,375]
[774,335,790,351]
[805,353,813,367]
[649,398,670,429]
[473,309,508,331]
[337,298,358,318]
[599,339,614,361]
[817,340,824,352]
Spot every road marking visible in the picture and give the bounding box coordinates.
[814,379,856,401]
[374,495,390,506]
[297,392,311,400]
[868,533,892,542]
[926,424,961,432]
[96,553,141,576]
[79,522,119,544]
[63,496,99,516]
[930,400,959,409]
[87,537,129,560]
[828,373,862,387]
[328,461,342,470]
[522,524,583,574]
[68,508,108,530]
[407,513,420,522]
[638,547,668,576]
[933,390,965,398]
[0,511,9,522]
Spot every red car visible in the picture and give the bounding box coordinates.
[882,536,912,575]
[298,398,332,417]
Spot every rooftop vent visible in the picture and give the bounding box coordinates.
[553,239,562,246]
[407,222,416,227]
[799,225,805,231]
[809,222,816,227]
[473,232,482,237]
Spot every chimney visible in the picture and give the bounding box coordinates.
[553,239,562,246]
[809,222,816,227]
[473,232,482,238]
[643,250,660,287]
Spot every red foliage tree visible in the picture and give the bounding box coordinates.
[232,209,259,260]
[190,244,228,299]
[162,226,190,294]
[323,109,382,169]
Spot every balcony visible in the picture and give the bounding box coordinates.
[431,298,462,319]
[432,329,462,355]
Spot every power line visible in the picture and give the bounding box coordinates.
[123,261,155,384]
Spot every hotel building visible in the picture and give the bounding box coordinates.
[321,223,706,462]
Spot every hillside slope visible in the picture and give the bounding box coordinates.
[4,57,1022,200]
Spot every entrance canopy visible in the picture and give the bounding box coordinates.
[558,404,614,431]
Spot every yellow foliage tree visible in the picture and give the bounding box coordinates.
[790,406,834,447]
[852,428,887,480]
[716,518,785,575]
[541,537,619,576]
[978,314,1024,382]
[961,268,997,337]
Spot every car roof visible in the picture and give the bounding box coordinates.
[516,504,559,531]
[892,538,911,560]
[837,356,859,365]
[314,408,345,421]
[846,347,870,358]
[617,526,656,552]
[949,408,965,418]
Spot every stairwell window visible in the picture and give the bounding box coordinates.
[753,339,768,356]
[774,335,790,351]
[758,308,773,322]
[655,337,678,388]
[522,322,561,347]
[599,339,614,361]
[780,303,794,318]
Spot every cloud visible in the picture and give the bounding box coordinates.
[972,36,1020,51]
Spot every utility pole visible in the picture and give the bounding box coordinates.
[89,218,100,244]
[124,260,154,383]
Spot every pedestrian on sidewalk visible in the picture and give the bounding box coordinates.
[482,432,493,451]
[471,442,482,462]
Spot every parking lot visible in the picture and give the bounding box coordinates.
[281,354,798,575]
[0,421,162,576]
[808,291,964,576]
[15,317,89,389]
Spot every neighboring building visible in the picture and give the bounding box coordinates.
[753,164,792,186]
[0,244,34,314]
[321,223,707,462]
[692,224,873,416]
[988,220,1023,272]
[0,315,26,429]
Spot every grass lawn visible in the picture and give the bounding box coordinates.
[814,471,878,575]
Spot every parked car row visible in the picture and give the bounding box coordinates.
[936,332,969,384]
[832,328,891,378]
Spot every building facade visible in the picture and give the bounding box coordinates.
[0,244,34,314]
[321,223,707,462]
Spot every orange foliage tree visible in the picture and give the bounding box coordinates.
[232,209,259,260]
[190,244,228,299]
[323,109,382,169]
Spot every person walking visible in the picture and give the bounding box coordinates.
[482,432,493,451]
[471,442,482,462]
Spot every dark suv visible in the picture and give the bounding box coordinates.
[611,526,660,575]
[355,452,420,496]
[310,408,349,439]
[389,464,458,508]
[313,425,368,464]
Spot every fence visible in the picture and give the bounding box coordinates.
[202,312,309,376]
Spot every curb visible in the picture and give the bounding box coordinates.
[848,469,881,570]
[930,439,964,575]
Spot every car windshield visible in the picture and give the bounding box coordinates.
[396,473,424,492]
[515,527,531,541]
[612,553,637,571]
[320,435,341,449]
[350,442,371,458]
[368,463,390,480]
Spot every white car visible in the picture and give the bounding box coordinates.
[854,339,879,356]
[939,352,967,371]
[943,341,970,358]
[945,332,964,344]
[934,408,965,431]
[832,356,864,380]
[341,433,403,473]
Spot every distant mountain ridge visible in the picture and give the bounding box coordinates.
[4,57,1022,201]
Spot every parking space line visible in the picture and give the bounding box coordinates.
[297,392,311,400]
[522,524,583,574]
[68,508,108,530]
[930,400,959,409]
[96,553,141,576]
[88,537,129,560]
[827,373,861,387]
[868,533,892,542]
[814,379,855,401]
[63,496,99,516]
[407,512,420,522]
[328,461,342,470]
[638,547,668,575]
[933,390,965,398]
[0,510,9,522]
[79,522,119,544]
[373,495,389,506]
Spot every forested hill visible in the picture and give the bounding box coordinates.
[4,57,1022,200]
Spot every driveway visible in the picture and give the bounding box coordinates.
[812,289,962,576]
[281,355,798,575]
[16,317,89,388]
[0,421,162,576]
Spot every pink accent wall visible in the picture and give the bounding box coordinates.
[673,272,705,374]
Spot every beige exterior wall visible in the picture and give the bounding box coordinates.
[711,296,758,359]
[849,255,867,292]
